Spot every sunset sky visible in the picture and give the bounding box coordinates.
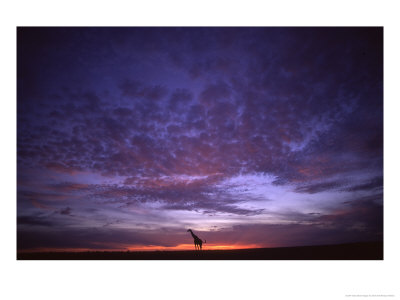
[17,27,383,252]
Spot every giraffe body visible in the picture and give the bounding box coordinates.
[187,229,206,250]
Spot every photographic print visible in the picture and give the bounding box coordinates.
[17,27,383,260]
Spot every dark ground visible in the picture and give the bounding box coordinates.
[17,241,383,260]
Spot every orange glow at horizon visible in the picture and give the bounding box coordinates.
[126,243,265,251]
[18,243,266,253]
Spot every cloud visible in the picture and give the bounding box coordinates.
[199,82,231,105]
[17,216,54,227]
[86,176,266,216]
[168,88,193,111]
[120,80,168,101]
[17,195,383,250]
[17,226,191,251]
[344,176,383,192]
[17,27,383,250]
[59,207,72,215]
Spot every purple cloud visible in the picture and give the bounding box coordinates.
[17,27,383,251]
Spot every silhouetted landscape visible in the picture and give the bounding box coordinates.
[18,241,383,260]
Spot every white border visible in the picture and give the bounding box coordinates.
[2,1,399,299]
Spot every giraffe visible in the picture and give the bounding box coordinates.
[187,229,206,250]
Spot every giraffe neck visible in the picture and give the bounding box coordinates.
[189,231,197,239]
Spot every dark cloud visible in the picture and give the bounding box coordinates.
[17,216,54,227]
[294,180,345,194]
[169,88,193,111]
[200,82,231,105]
[59,207,72,215]
[344,176,383,192]
[294,176,383,194]
[17,227,156,250]
[120,80,168,101]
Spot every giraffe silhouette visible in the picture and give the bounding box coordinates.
[187,229,206,250]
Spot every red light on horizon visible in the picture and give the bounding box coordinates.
[18,243,267,253]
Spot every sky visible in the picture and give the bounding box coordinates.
[17,27,383,252]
